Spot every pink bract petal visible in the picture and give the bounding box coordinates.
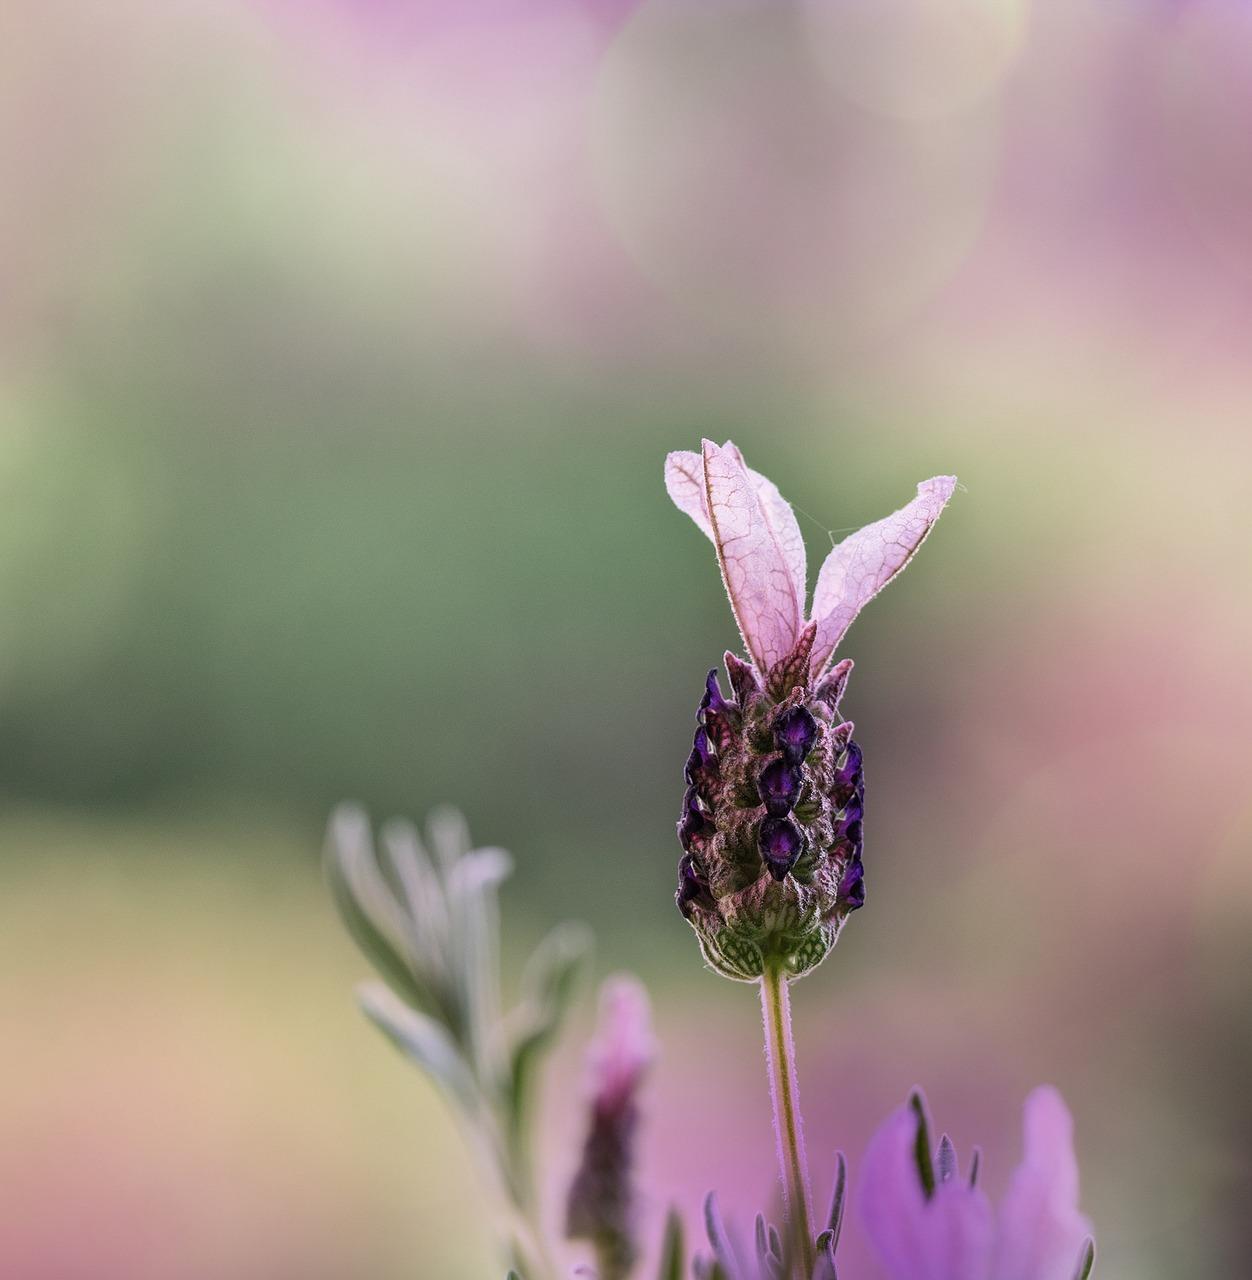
[860,1103,994,1280]
[664,449,714,539]
[701,439,805,671]
[666,445,808,623]
[992,1088,1092,1280]
[809,476,957,677]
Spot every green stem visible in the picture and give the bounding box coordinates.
[760,963,815,1276]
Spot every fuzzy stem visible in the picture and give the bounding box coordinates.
[760,963,815,1276]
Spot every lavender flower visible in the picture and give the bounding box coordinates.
[566,977,656,1280]
[859,1088,1095,1280]
[666,440,956,981]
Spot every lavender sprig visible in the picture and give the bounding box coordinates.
[326,804,590,1278]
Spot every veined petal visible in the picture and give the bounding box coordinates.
[666,444,808,631]
[725,442,807,620]
[701,439,804,670]
[809,476,957,676]
[993,1088,1092,1280]
[665,449,714,538]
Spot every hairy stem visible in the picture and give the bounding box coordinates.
[760,963,815,1276]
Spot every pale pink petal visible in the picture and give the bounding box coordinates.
[809,476,957,676]
[860,1103,994,1280]
[725,443,807,621]
[666,445,808,620]
[701,438,804,670]
[664,450,713,539]
[992,1088,1092,1280]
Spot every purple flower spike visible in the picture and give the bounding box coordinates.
[773,704,818,765]
[759,816,804,881]
[758,758,803,817]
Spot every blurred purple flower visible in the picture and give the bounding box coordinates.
[566,976,656,1280]
[859,1087,1095,1280]
[665,440,956,677]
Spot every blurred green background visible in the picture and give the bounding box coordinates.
[3,1,1250,1277]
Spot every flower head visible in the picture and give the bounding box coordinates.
[859,1088,1095,1280]
[665,441,955,980]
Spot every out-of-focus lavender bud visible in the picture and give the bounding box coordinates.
[566,977,655,1280]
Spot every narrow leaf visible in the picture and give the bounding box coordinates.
[657,1207,685,1280]
[704,1191,744,1280]
[357,981,476,1109]
[908,1090,937,1199]
[825,1150,847,1251]
[325,806,438,1016]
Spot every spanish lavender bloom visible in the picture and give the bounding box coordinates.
[566,976,656,1280]
[859,1088,1095,1280]
[666,440,955,980]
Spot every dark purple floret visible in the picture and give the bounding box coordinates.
[834,792,864,836]
[678,786,711,850]
[758,758,802,817]
[773,704,818,765]
[684,726,716,785]
[839,857,865,909]
[700,668,731,718]
[834,739,863,788]
[759,815,805,881]
[676,853,708,918]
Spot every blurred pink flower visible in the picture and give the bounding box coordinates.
[566,976,655,1279]
[859,1087,1094,1280]
[665,440,956,677]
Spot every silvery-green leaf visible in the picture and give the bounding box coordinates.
[446,845,513,1078]
[504,923,592,1170]
[357,981,476,1109]
[326,805,438,1016]
[657,1207,684,1280]
[381,816,449,974]
[426,803,473,874]
[1072,1238,1096,1280]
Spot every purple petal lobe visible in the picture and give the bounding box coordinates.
[809,476,957,677]
[773,704,818,765]
[700,668,731,717]
[702,439,804,672]
[758,758,802,817]
[759,816,804,880]
[992,1088,1093,1280]
[685,727,716,785]
[839,858,865,909]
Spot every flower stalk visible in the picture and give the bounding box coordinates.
[760,962,816,1277]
